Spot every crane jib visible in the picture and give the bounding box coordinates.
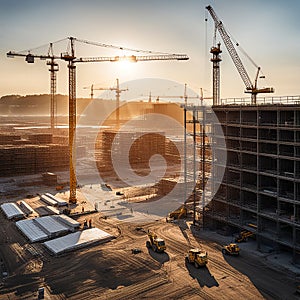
[205,5,274,104]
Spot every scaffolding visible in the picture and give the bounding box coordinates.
[183,105,225,226]
[0,130,69,177]
[208,102,300,264]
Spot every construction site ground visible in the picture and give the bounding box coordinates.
[0,173,300,299]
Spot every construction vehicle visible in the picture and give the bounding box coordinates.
[185,248,208,268]
[146,230,166,253]
[235,230,254,243]
[222,243,240,256]
[206,5,274,105]
[168,206,187,220]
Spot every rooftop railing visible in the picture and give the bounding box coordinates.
[219,95,300,106]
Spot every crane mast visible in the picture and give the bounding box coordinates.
[47,57,59,130]
[210,43,222,105]
[47,43,59,131]
[7,49,59,131]
[84,79,128,124]
[61,37,77,203]
[206,5,274,104]
[8,36,189,204]
[66,48,189,203]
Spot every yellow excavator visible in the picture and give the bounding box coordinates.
[168,206,187,221]
[222,243,240,256]
[185,248,208,268]
[235,230,254,243]
[146,230,166,253]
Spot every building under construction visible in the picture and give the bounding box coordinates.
[186,97,300,264]
[0,131,69,177]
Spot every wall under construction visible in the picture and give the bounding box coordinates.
[203,100,300,263]
[0,131,69,177]
[94,102,186,198]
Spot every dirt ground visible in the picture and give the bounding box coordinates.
[0,208,299,300]
[0,171,299,299]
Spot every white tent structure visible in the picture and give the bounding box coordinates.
[52,214,80,231]
[34,216,69,238]
[40,194,57,206]
[1,203,25,220]
[45,193,68,206]
[44,228,113,255]
[15,215,79,242]
[16,219,48,242]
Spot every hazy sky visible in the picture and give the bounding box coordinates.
[1,0,300,101]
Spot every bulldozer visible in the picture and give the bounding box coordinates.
[222,243,240,256]
[235,230,254,243]
[185,248,208,268]
[146,230,166,253]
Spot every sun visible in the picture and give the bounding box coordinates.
[110,55,139,77]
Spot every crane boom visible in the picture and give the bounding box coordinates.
[206,5,274,104]
[7,51,60,61]
[206,6,252,90]
[75,54,189,63]
[7,36,189,204]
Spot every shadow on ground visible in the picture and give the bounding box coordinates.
[147,248,170,265]
[185,259,219,288]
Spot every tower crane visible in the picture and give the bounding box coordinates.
[47,43,59,129]
[206,5,274,105]
[7,43,59,131]
[84,84,95,100]
[8,36,189,204]
[143,84,199,105]
[84,78,128,124]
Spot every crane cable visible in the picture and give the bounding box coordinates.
[206,13,260,71]
[15,37,68,55]
[227,31,271,86]
[73,37,178,55]
[225,27,259,70]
